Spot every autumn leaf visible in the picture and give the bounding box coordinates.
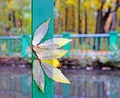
[32,18,50,46]
[42,62,70,84]
[38,38,72,49]
[33,46,67,60]
[33,59,44,92]
[41,59,61,67]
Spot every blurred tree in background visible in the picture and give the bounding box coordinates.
[0,0,120,35]
[54,0,120,34]
[0,0,31,36]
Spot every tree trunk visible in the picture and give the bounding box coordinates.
[72,5,75,32]
[95,9,103,34]
[95,4,111,34]
[78,0,81,34]
[65,8,68,31]
[94,0,120,49]
[84,7,87,34]
[95,3,111,50]
[111,2,117,30]
[12,11,16,27]
[60,17,64,31]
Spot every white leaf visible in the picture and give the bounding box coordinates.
[33,46,67,60]
[33,59,44,92]
[32,18,50,46]
[38,38,72,49]
[42,62,70,84]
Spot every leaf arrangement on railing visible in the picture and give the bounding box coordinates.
[32,18,72,92]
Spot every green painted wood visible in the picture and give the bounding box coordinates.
[71,40,74,56]
[21,75,30,95]
[110,31,118,51]
[32,0,54,98]
[62,33,71,98]
[8,39,10,55]
[11,39,13,54]
[62,32,71,57]
[86,38,88,54]
[95,37,98,51]
[106,37,108,51]
[63,84,70,98]
[109,31,118,98]
[76,38,78,54]
[110,80,117,98]
[100,37,103,51]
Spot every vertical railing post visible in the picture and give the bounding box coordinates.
[62,32,71,57]
[110,79,117,98]
[32,0,54,98]
[62,32,71,98]
[21,74,30,96]
[109,31,118,51]
[62,83,70,98]
[109,31,118,98]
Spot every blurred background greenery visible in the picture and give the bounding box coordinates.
[0,0,31,36]
[0,0,120,35]
[54,0,120,34]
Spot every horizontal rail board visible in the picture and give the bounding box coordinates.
[0,36,21,39]
[55,34,110,38]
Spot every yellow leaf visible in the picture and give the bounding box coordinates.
[42,62,70,84]
[66,0,77,6]
[103,1,113,10]
[83,1,91,8]
[92,0,101,10]
[41,59,61,67]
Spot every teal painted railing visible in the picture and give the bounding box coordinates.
[0,31,119,57]
[55,31,120,57]
[0,36,21,55]
[0,34,31,57]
